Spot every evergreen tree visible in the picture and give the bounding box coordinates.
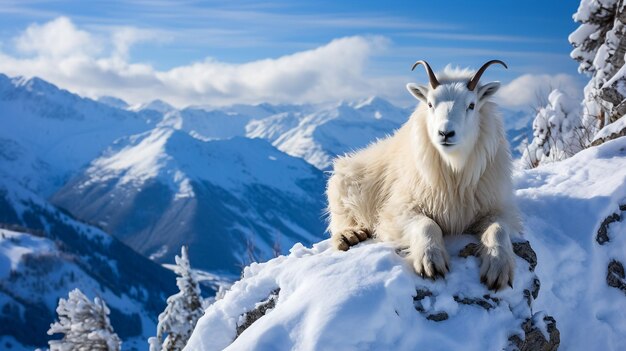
[48,288,121,351]
[149,246,204,351]
[570,0,626,129]
[522,89,590,168]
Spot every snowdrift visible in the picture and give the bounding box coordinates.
[187,137,626,351]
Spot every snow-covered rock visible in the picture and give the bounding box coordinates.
[591,114,626,145]
[185,236,554,351]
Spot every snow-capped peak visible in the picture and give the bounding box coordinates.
[130,99,176,114]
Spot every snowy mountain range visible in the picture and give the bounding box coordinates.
[0,72,533,349]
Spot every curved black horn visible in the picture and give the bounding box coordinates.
[467,60,508,91]
[411,60,440,89]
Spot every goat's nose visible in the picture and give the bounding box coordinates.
[438,130,455,139]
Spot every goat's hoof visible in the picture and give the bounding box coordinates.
[332,228,371,251]
[479,248,515,291]
[411,244,450,280]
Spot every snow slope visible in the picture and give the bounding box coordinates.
[186,136,626,350]
[51,121,327,276]
[515,137,626,349]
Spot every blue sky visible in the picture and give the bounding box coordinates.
[0,0,584,107]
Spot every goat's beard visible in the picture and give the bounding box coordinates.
[435,143,472,173]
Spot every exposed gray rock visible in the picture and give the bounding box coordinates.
[236,288,280,336]
[508,316,560,351]
[426,312,449,322]
[607,260,626,294]
[513,241,538,272]
[453,295,497,310]
[596,212,621,244]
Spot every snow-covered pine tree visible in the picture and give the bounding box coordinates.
[522,89,589,168]
[48,288,121,351]
[149,246,204,351]
[569,0,626,131]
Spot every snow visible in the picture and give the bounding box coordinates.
[130,99,176,114]
[186,236,537,351]
[605,63,626,94]
[0,228,54,278]
[515,137,626,350]
[82,126,321,199]
[187,136,626,351]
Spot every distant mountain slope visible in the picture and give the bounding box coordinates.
[0,74,154,195]
[0,173,177,350]
[245,97,408,169]
[51,123,327,275]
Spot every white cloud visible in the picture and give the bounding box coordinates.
[497,73,583,109]
[0,16,393,107]
[14,17,99,58]
[0,17,583,110]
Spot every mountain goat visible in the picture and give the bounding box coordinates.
[327,60,521,291]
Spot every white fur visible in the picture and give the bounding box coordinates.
[326,66,521,290]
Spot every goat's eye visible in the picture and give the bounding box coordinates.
[468,102,475,110]
[428,102,433,108]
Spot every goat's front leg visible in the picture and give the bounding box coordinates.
[405,215,450,279]
[478,220,515,291]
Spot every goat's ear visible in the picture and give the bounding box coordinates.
[406,83,429,103]
[477,81,500,101]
